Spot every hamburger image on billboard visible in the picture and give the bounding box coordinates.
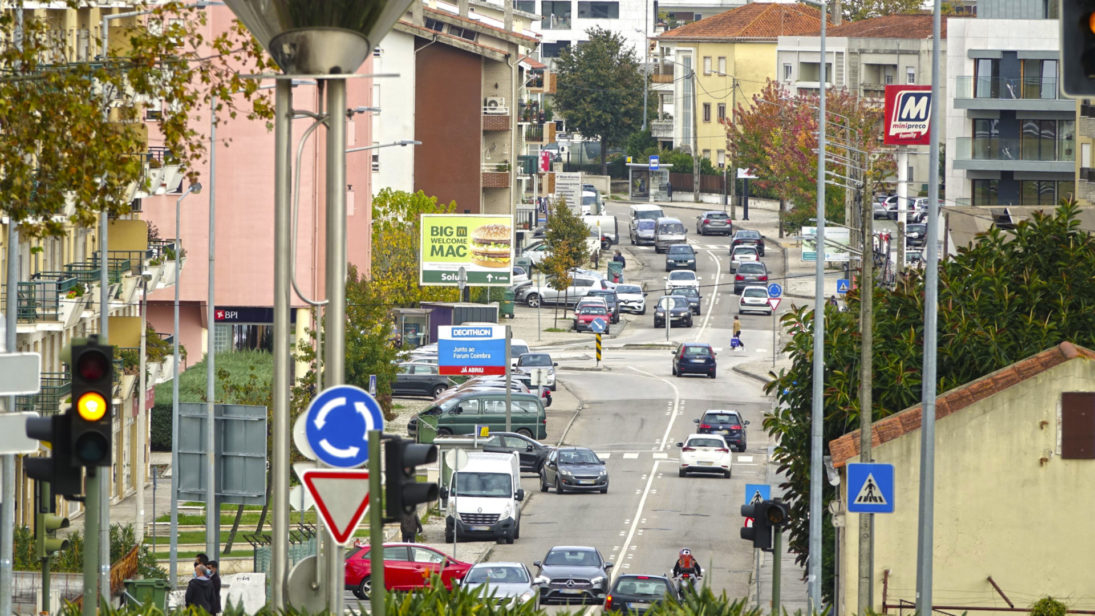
[420,214,515,286]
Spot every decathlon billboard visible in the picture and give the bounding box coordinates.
[883,85,932,146]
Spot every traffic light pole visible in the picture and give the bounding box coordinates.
[84,469,100,616]
[1,223,17,616]
[39,482,52,615]
[368,432,385,616]
[772,527,782,616]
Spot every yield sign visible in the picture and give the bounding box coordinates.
[767,297,782,311]
[301,469,371,545]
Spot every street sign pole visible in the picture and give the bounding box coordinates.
[595,333,602,367]
[772,525,783,615]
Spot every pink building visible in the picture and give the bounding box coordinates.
[139,5,373,365]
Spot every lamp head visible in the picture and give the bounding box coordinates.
[189,182,203,195]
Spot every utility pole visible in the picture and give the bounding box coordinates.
[641,0,649,132]
[857,182,875,615]
[691,68,700,201]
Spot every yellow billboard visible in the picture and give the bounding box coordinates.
[419,215,514,286]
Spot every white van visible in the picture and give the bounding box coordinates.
[441,451,524,544]
[653,216,687,253]
[583,215,619,246]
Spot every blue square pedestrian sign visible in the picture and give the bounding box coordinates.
[744,483,770,506]
[837,279,850,295]
[846,462,894,513]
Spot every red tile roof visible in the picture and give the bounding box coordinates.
[829,342,1095,468]
[657,2,824,41]
[827,13,948,38]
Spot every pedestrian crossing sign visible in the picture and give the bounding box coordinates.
[837,279,850,294]
[847,463,895,513]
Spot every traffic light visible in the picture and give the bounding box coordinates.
[740,501,771,551]
[24,413,83,497]
[383,436,438,521]
[70,340,113,467]
[35,482,70,559]
[1061,0,1095,95]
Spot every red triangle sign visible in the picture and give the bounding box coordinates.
[301,469,371,545]
[767,297,781,311]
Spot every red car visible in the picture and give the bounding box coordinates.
[574,304,610,333]
[345,542,472,600]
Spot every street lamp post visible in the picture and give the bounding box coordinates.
[169,182,202,587]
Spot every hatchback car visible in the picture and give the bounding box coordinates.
[672,343,716,378]
[514,352,558,390]
[604,574,680,614]
[345,543,472,599]
[669,286,702,316]
[733,261,769,294]
[534,546,613,604]
[630,219,656,245]
[392,362,455,398]
[730,229,765,256]
[730,245,759,273]
[676,433,733,477]
[540,447,609,493]
[462,562,540,606]
[585,288,621,323]
[574,304,610,333]
[614,284,647,314]
[695,211,732,236]
[653,295,693,328]
[738,285,772,315]
[664,244,697,271]
[664,270,699,294]
[694,409,749,451]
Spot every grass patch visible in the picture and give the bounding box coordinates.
[544,327,569,333]
[155,511,320,526]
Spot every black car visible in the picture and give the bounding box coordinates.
[906,222,928,247]
[482,431,552,473]
[534,546,613,604]
[540,447,608,493]
[695,211,732,236]
[664,244,697,272]
[669,286,701,316]
[695,409,748,451]
[653,296,693,328]
[392,362,454,398]
[585,288,621,324]
[733,261,769,294]
[672,343,717,379]
[730,229,765,257]
[604,574,680,614]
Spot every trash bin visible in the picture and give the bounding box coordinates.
[500,290,515,319]
[607,261,624,284]
[124,578,171,612]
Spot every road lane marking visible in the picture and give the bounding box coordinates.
[628,367,682,452]
[613,459,662,583]
[737,455,755,463]
[652,452,668,459]
[623,452,639,459]
[694,247,722,341]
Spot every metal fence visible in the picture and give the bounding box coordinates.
[247,524,318,574]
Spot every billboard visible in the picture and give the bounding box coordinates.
[801,226,851,263]
[555,172,582,212]
[420,215,514,286]
[883,85,932,146]
[437,324,507,376]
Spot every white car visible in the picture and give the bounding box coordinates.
[664,270,700,294]
[738,285,772,315]
[676,433,732,478]
[730,245,759,273]
[614,283,647,315]
[522,242,552,266]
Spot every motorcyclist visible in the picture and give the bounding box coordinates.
[672,547,702,582]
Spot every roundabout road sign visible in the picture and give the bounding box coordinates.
[304,385,384,468]
[767,283,783,298]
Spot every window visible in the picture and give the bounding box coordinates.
[1020,118,1072,161]
[541,41,571,58]
[717,57,726,75]
[515,0,535,11]
[577,1,619,18]
[972,118,1000,160]
[542,2,571,29]
[971,179,999,206]
[702,149,711,161]
[448,25,477,41]
[783,63,792,80]
[1061,392,1095,459]
[717,103,726,121]
[703,103,711,122]
[1021,59,1057,99]
[424,17,444,32]
[907,67,915,83]
[371,141,380,171]
[373,47,382,57]
[703,56,712,75]
[1019,180,1057,205]
[974,58,1000,98]
[717,149,726,167]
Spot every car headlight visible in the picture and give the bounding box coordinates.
[519,589,536,604]
[560,469,573,478]
[502,504,513,519]
[592,576,606,589]
[687,258,695,263]
[598,469,607,478]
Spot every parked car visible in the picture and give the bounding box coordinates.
[461,562,540,606]
[733,261,769,294]
[392,362,455,398]
[672,342,717,378]
[664,270,699,294]
[517,274,609,307]
[695,211,732,236]
[345,543,472,599]
[574,303,611,333]
[452,376,552,407]
[676,433,732,478]
[669,286,702,316]
[664,244,697,272]
[522,242,552,266]
[539,447,609,494]
[511,265,530,285]
[480,431,553,473]
[604,574,680,614]
[694,409,749,451]
[872,194,893,220]
[730,229,765,256]
[738,285,772,315]
[585,288,621,323]
[906,222,928,247]
[653,295,692,328]
[533,546,613,605]
[730,245,759,273]
[614,283,647,315]
[513,352,558,391]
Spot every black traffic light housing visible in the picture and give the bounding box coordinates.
[740,499,790,552]
[70,339,114,467]
[1061,0,1095,95]
[383,436,439,522]
[24,413,83,497]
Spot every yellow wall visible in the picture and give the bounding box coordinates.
[839,358,1095,615]
[693,41,778,166]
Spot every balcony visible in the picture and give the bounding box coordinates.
[524,124,545,143]
[953,136,1075,173]
[65,258,128,285]
[529,72,556,94]
[16,372,70,415]
[481,163,510,188]
[2,274,78,322]
[651,119,673,140]
[954,76,1073,111]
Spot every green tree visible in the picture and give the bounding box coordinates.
[840,0,925,22]
[1,3,274,237]
[553,27,646,174]
[540,199,589,324]
[371,189,461,306]
[764,201,1095,603]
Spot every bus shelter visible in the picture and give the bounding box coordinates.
[626,163,673,202]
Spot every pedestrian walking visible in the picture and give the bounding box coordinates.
[401,507,423,543]
[732,316,741,339]
[185,564,216,614]
[612,250,626,268]
[206,560,222,615]
[730,333,745,352]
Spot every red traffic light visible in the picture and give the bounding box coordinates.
[75,349,109,381]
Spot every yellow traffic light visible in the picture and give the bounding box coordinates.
[76,392,107,421]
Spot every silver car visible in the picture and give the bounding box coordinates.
[462,562,540,605]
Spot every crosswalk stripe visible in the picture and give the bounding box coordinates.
[623,452,639,459]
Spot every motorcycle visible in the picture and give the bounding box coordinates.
[674,572,702,596]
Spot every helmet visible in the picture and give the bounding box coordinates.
[680,548,691,556]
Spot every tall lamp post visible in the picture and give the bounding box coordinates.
[169,182,202,587]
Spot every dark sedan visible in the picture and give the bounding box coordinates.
[392,362,454,398]
[653,296,693,328]
[695,409,748,451]
[540,447,608,493]
[481,431,552,473]
[604,574,680,614]
[695,211,732,235]
[534,546,613,604]
[730,229,765,256]
[669,286,701,316]
[664,244,697,272]
[672,343,716,379]
[733,261,769,294]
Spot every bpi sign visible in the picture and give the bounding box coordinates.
[883,85,932,146]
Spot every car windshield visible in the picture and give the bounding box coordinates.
[738,263,765,274]
[687,438,725,448]
[518,354,553,367]
[465,566,530,585]
[659,223,686,234]
[908,224,927,234]
[614,578,672,598]
[544,549,601,567]
[582,195,598,205]
[683,346,711,357]
[743,287,768,298]
[668,271,695,281]
[637,220,656,230]
[704,413,740,425]
[737,231,760,240]
[705,213,729,221]
[454,472,513,497]
[588,290,615,301]
[616,285,642,295]
[558,449,600,465]
[635,210,661,221]
[579,306,607,315]
[671,288,699,299]
[733,247,758,258]
[668,246,692,255]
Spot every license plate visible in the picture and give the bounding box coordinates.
[580,480,595,485]
[691,359,705,363]
[698,461,713,466]
[561,589,582,595]
[720,429,730,435]
[630,602,651,609]
[471,525,490,531]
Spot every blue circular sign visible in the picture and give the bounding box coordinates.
[767,283,783,298]
[304,385,384,468]
[591,317,607,333]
